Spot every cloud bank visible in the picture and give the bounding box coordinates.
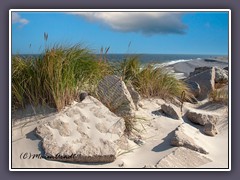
[67,12,187,35]
[12,12,29,27]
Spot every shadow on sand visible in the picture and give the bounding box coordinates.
[12,105,56,121]
[196,102,226,111]
[152,130,176,152]
[26,130,45,156]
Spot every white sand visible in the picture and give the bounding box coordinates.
[172,59,228,77]
[11,97,229,169]
[11,58,229,170]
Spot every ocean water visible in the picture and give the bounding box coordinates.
[99,54,226,65]
[18,53,227,66]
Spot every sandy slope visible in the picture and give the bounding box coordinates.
[11,97,228,169]
[172,59,228,77]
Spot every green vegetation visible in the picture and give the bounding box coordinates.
[123,115,147,136]
[120,56,141,83]
[209,87,228,105]
[12,44,192,112]
[120,56,192,102]
[12,44,112,112]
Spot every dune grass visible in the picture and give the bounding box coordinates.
[120,56,192,102]
[209,87,228,105]
[120,56,141,83]
[12,44,112,112]
[12,43,193,113]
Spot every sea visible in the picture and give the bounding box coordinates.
[18,53,227,67]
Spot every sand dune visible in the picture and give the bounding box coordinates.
[11,59,229,170]
[11,97,228,169]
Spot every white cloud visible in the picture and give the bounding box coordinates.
[12,12,29,27]
[66,12,187,35]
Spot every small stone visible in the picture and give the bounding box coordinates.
[118,161,125,167]
[161,104,181,120]
[79,92,88,102]
[143,165,156,168]
[133,139,145,146]
[203,123,218,136]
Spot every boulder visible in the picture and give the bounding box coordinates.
[203,123,218,136]
[223,67,228,71]
[186,110,218,126]
[171,123,208,154]
[97,75,135,117]
[156,147,211,168]
[186,110,219,136]
[219,85,228,94]
[161,104,181,120]
[126,83,141,110]
[186,81,201,97]
[215,67,228,84]
[186,67,215,100]
[189,66,228,85]
[189,66,212,77]
[36,96,126,163]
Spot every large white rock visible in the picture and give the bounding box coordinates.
[156,147,211,168]
[186,109,219,136]
[97,75,136,117]
[186,81,201,98]
[127,83,141,110]
[186,67,215,100]
[189,67,212,77]
[215,67,228,84]
[36,96,126,163]
[171,123,208,154]
[186,110,218,126]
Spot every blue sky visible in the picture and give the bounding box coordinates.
[11,11,229,55]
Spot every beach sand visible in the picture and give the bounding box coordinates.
[172,58,228,77]
[11,59,229,169]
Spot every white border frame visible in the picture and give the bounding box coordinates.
[9,9,231,171]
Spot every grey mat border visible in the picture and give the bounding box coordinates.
[1,0,239,178]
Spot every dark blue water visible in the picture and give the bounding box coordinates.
[100,54,226,64]
[17,53,227,64]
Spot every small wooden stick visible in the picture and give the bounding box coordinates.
[180,91,186,113]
